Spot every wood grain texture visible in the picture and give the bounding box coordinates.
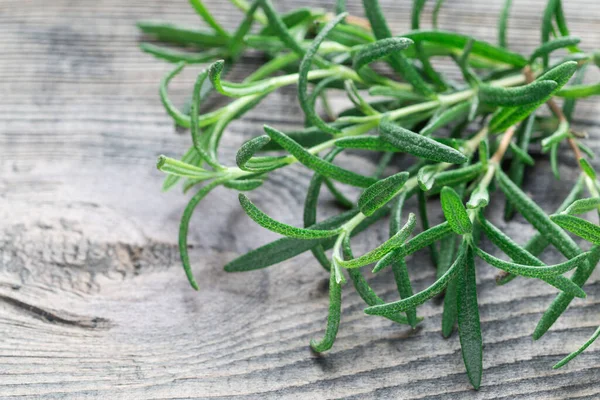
[1,0,600,398]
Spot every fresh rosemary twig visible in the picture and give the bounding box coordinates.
[140,0,600,389]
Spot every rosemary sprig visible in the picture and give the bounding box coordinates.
[140,0,600,389]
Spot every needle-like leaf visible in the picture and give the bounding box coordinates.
[557,83,600,99]
[529,36,581,63]
[223,178,264,191]
[496,168,583,260]
[505,114,536,220]
[373,222,454,273]
[264,125,378,187]
[157,156,215,180]
[553,326,600,369]
[141,43,225,64]
[476,248,590,278]
[479,80,557,107]
[498,0,512,48]
[361,0,435,97]
[299,13,347,134]
[239,193,342,239]
[441,186,472,234]
[179,180,225,290]
[358,172,410,216]
[402,30,527,67]
[335,135,399,152]
[551,214,600,245]
[353,37,414,78]
[429,163,485,193]
[457,244,482,390]
[137,20,229,47]
[477,213,586,297]
[390,192,419,327]
[563,198,600,216]
[490,61,577,133]
[224,209,359,272]
[380,119,468,164]
[310,266,342,352]
[508,141,535,166]
[338,213,416,269]
[419,102,471,136]
[189,0,230,38]
[366,242,467,316]
[579,158,596,180]
[236,135,284,172]
[304,149,345,271]
[534,245,600,340]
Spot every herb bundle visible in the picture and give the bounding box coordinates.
[140,0,600,389]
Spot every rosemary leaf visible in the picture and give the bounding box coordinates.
[529,36,581,63]
[358,172,410,216]
[179,180,225,290]
[380,119,468,164]
[553,326,600,369]
[496,168,583,260]
[366,242,467,315]
[441,186,472,235]
[419,102,471,136]
[457,244,483,390]
[239,194,342,239]
[534,245,600,340]
[310,265,342,352]
[479,80,557,107]
[299,13,347,134]
[476,248,590,279]
[361,0,435,97]
[264,125,378,187]
[353,37,414,78]
[498,0,512,48]
[344,239,415,325]
[373,222,454,273]
[338,213,416,269]
[563,198,600,216]
[550,214,600,245]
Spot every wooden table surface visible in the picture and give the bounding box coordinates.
[2,0,600,398]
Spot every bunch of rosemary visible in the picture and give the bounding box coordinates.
[139,0,600,389]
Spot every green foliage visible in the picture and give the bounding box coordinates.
[479,80,557,106]
[530,36,581,63]
[579,158,597,180]
[337,213,416,269]
[419,102,471,136]
[457,244,483,389]
[380,119,468,164]
[141,0,600,388]
[310,265,342,352]
[299,13,347,134]
[563,198,600,215]
[360,0,434,97]
[554,326,600,369]
[489,61,577,132]
[239,193,342,239]
[441,186,473,234]
[476,248,590,278]
[353,37,414,77]
[551,214,600,245]
[366,242,467,316]
[402,30,527,67]
[264,125,378,187]
[498,0,512,48]
[358,172,409,216]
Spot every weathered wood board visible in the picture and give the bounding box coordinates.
[1,0,600,398]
